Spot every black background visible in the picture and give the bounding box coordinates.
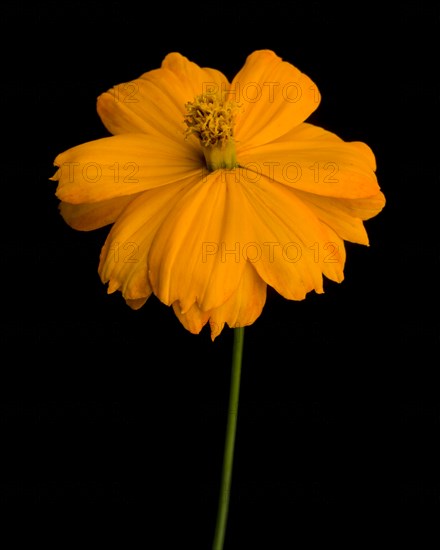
[3,1,440,547]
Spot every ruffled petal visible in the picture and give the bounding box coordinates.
[315,224,346,284]
[238,122,381,199]
[59,193,143,231]
[149,170,253,313]
[232,51,320,149]
[98,178,193,302]
[172,262,267,340]
[126,297,149,310]
[236,169,332,300]
[97,52,230,146]
[51,133,201,204]
[172,301,211,336]
[294,189,386,245]
[208,262,267,340]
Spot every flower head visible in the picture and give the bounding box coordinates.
[51,50,385,340]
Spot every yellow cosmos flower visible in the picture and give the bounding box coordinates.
[51,50,385,340]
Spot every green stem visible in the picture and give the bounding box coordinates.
[212,327,245,550]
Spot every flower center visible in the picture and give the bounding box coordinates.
[184,92,239,172]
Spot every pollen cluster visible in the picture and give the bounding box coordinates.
[184,93,239,148]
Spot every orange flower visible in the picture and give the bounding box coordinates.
[51,50,385,340]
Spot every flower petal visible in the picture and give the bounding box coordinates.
[51,133,201,204]
[172,262,267,341]
[232,50,320,149]
[237,169,332,300]
[126,297,149,310]
[59,193,143,231]
[98,179,192,302]
[315,224,346,284]
[149,170,253,313]
[208,262,267,340]
[294,189,386,245]
[97,52,230,145]
[238,122,381,199]
[172,301,211,336]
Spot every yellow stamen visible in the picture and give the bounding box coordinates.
[184,92,239,171]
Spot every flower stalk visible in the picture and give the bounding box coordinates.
[212,327,245,550]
